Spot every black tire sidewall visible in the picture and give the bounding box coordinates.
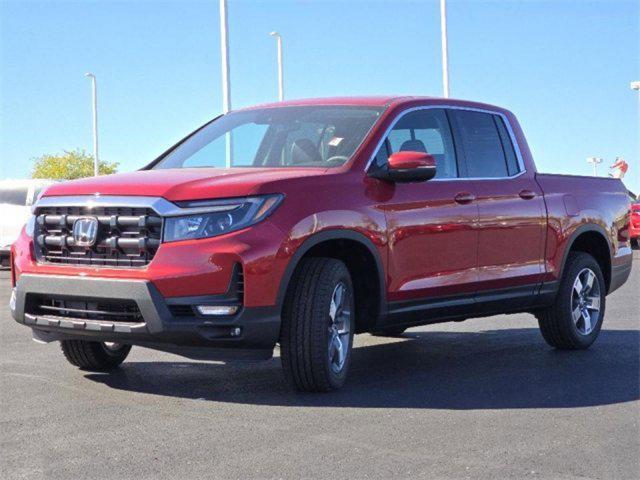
[100,343,132,361]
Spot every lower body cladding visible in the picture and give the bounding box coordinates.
[10,273,281,361]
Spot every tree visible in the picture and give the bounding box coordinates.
[31,149,118,180]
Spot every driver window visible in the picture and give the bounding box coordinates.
[374,109,458,179]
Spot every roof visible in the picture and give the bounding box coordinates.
[235,96,508,114]
[237,96,410,111]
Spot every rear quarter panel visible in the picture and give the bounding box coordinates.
[535,173,632,285]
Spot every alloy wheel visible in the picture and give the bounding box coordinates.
[571,268,601,335]
[327,282,352,373]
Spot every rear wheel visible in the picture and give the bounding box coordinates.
[280,257,354,392]
[537,252,606,349]
[60,340,131,371]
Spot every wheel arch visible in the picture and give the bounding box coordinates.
[277,230,387,333]
[560,224,613,293]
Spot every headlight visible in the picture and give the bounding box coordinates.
[163,194,283,242]
[25,215,36,238]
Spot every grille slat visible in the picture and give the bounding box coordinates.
[30,295,143,323]
[34,206,162,268]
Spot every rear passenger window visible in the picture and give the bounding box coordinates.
[450,110,513,178]
[494,116,521,176]
[374,109,458,179]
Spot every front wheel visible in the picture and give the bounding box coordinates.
[280,257,354,392]
[60,340,131,371]
[536,252,606,350]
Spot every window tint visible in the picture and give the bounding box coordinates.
[374,109,458,179]
[451,110,509,178]
[494,116,521,176]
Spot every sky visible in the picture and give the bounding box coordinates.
[1,0,639,191]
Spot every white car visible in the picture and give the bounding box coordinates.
[0,179,57,267]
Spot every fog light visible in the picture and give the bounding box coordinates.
[230,327,242,337]
[9,288,16,313]
[196,305,239,316]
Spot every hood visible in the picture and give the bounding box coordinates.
[42,167,327,202]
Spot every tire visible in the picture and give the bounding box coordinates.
[537,252,606,350]
[60,340,131,371]
[280,257,355,392]
[632,238,639,250]
[372,327,406,337]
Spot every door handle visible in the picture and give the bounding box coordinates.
[454,192,476,204]
[519,189,536,200]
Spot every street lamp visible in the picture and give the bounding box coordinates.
[84,73,99,177]
[269,31,284,101]
[219,0,232,167]
[587,156,603,177]
[440,0,450,98]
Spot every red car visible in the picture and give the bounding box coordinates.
[9,96,633,391]
[630,195,640,248]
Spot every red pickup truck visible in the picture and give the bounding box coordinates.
[9,96,633,392]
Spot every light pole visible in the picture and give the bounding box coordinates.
[84,73,99,177]
[587,156,603,176]
[269,31,284,101]
[631,81,639,188]
[440,0,450,98]
[219,0,232,167]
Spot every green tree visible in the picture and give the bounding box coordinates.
[31,149,118,180]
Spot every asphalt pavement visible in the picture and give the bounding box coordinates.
[1,252,638,480]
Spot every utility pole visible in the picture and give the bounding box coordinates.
[269,32,284,101]
[440,0,450,98]
[85,73,99,176]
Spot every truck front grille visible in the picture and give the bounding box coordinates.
[28,295,144,323]
[34,206,162,267]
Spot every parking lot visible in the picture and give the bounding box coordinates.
[1,252,638,480]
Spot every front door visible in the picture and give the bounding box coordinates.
[370,108,479,310]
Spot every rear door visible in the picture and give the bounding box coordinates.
[448,109,546,299]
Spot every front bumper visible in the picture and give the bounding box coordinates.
[11,273,280,361]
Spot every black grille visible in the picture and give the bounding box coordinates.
[236,268,244,302]
[34,206,162,267]
[29,295,143,323]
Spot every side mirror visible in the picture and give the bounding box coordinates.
[371,151,437,183]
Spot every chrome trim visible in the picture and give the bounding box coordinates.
[34,195,241,217]
[364,104,527,180]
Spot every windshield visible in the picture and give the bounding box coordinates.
[0,187,28,206]
[152,106,383,169]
